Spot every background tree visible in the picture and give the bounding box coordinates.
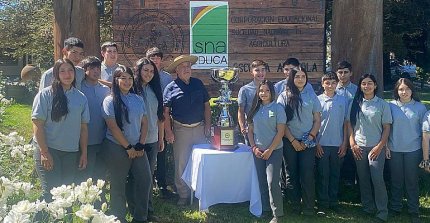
[0,0,54,68]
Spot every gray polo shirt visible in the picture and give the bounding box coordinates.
[422,110,430,132]
[389,100,427,152]
[101,63,119,82]
[251,101,286,151]
[335,82,358,103]
[140,85,160,144]
[32,86,90,152]
[159,70,173,91]
[39,66,85,92]
[317,93,349,147]
[347,96,392,147]
[277,90,322,139]
[80,80,110,145]
[102,93,147,145]
[274,79,315,97]
[238,81,258,115]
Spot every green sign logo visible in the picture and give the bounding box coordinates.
[190,1,228,69]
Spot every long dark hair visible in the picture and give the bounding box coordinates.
[51,59,76,122]
[393,78,420,102]
[133,57,164,121]
[111,65,133,131]
[350,74,378,128]
[247,80,275,124]
[285,67,308,122]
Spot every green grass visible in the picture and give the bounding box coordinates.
[1,97,430,222]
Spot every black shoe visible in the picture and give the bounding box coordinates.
[160,188,174,199]
[389,209,401,218]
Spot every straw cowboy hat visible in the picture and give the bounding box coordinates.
[20,64,41,82]
[165,55,198,73]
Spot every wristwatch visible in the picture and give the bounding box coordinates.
[124,144,133,150]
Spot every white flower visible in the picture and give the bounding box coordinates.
[75,204,97,221]
[33,200,47,212]
[96,179,105,189]
[101,202,108,213]
[50,184,74,201]
[46,203,66,220]
[10,200,37,214]
[91,211,120,223]
[74,181,102,204]
[3,211,31,223]
[17,182,33,196]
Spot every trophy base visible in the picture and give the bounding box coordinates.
[211,126,237,150]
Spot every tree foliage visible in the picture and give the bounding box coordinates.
[0,0,54,68]
[384,0,430,70]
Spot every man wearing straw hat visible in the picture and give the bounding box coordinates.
[163,54,211,206]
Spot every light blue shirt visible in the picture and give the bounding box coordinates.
[80,80,110,145]
[389,100,427,152]
[348,96,392,147]
[101,63,119,82]
[277,90,322,139]
[317,93,349,147]
[274,79,315,97]
[251,101,286,151]
[422,110,430,132]
[159,70,173,91]
[335,82,358,103]
[39,66,85,92]
[238,81,258,115]
[32,87,90,152]
[102,93,146,145]
[140,85,159,144]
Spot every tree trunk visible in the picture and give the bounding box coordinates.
[331,0,383,95]
[53,0,100,61]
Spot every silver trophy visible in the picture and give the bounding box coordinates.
[211,68,239,150]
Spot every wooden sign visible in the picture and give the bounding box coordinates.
[113,0,326,95]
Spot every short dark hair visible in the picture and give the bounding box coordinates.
[101,41,118,52]
[337,60,352,71]
[282,58,300,68]
[250,59,268,69]
[80,56,101,71]
[321,71,339,83]
[64,37,84,50]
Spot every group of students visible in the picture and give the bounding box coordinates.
[32,37,174,223]
[238,58,430,223]
[30,36,430,223]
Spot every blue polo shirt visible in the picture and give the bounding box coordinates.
[163,77,209,124]
[39,66,85,92]
[140,85,160,144]
[159,70,174,91]
[277,90,322,139]
[347,96,392,147]
[336,82,358,103]
[101,63,119,82]
[80,80,110,145]
[274,79,315,97]
[317,93,348,146]
[32,86,90,152]
[238,81,258,115]
[252,101,286,151]
[102,93,146,145]
[389,100,427,152]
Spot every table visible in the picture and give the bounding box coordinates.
[181,143,262,217]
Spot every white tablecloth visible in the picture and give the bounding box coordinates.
[181,143,262,217]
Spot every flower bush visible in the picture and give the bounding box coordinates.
[1,177,119,223]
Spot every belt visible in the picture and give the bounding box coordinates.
[173,120,202,128]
